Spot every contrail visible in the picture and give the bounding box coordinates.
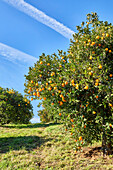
[0,42,37,65]
[2,0,75,39]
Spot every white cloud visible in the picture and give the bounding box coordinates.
[0,42,37,65]
[3,0,75,39]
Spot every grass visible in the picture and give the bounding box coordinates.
[0,123,113,170]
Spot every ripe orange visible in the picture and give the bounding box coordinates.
[109,74,112,77]
[59,101,63,106]
[96,96,98,99]
[109,124,112,127]
[84,125,86,128]
[28,90,31,93]
[31,80,33,84]
[88,39,91,43]
[96,36,100,39]
[62,83,65,87]
[95,79,99,82]
[40,61,43,64]
[51,103,54,105]
[93,111,96,114]
[31,98,33,101]
[89,72,93,76]
[71,119,74,122]
[88,67,91,70]
[33,92,36,96]
[43,97,46,100]
[36,83,38,86]
[89,56,92,60]
[71,79,74,84]
[79,136,82,141]
[47,63,50,66]
[98,65,102,69]
[65,81,68,85]
[59,113,61,116]
[54,87,57,90]
[95,82,99,86]
[109,103,113,107]
[91,42,95,45]
[109,50,112,53]
[105,48,108,51]
[106,33,109,37]
[52,93,55,96]
[48,87,52,91]
[84,85,88,90]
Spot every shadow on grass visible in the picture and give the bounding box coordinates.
[1,122,62,129]
[0,135,53,154]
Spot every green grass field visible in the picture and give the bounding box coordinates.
[0,123,113,170]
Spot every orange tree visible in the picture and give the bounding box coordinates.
[0,87,33,124]
[24,13,113,155]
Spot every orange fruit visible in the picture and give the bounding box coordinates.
[89,56,92,60]
[65,81,68,85]
[96,36,100,39]
[89,72,93,76]
[93,111,96,114]
[62,83,65,87]
[31,80,33,84]
[105,48,108,51]
[40,61,43,64]
[54,87,57,90]
[106,33,109,37]
[31,98,33,101]
[96,96,98,98]
[84,125,86,128]
[95,79,99,82]
[71,79,74,84]
[109,50,112,53]
[109,103,113,107]
[71,119,74,122]
[33,92,36,96]
[88,67,91,70]
[79,136,82,141]
[84,85,88,90]
[51,103,54,105]
[91,42,95,45]
[59,113,61,116]
[109,74,112,77]
[60,101,63,105]
[98,65,102,69]
[47,63,50,66]
[95,82,99,86]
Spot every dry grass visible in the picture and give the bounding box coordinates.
[0,123,113,169]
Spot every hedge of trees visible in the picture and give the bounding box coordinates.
[0,87,33,124]
[24,13,113,155]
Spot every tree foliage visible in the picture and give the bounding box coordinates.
[0,87,33,124]
[24,13,113,155]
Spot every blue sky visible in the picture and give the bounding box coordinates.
[1,0,113,123]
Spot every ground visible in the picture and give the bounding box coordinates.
[0,123,113,170]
